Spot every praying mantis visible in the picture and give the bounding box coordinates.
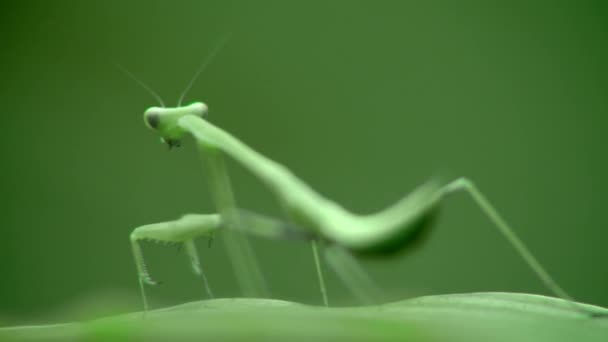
[126,41,599,317]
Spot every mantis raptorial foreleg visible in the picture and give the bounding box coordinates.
[130,211,310,312]
[130,214,220,312]
[183,240,214,299]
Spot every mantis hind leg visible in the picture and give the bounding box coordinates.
[311,240,329,306]
[323,244,383,305]
[442,177,604,317]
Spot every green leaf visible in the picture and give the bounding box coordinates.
[1,292,607,341]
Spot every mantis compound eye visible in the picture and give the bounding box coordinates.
[189,102,208,119]
[144,109,161,130]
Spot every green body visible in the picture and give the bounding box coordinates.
[175,109,441,253]
[130,102,597,316]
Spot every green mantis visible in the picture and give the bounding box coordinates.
[126,44,598,317]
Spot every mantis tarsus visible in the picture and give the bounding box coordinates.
[126,44,600,317]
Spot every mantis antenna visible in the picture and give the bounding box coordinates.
[116,64,166,107]
[177,34,231,107]
[117,34,230,109]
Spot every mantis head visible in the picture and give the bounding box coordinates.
[120,36,229,149]
[144,102,208,148]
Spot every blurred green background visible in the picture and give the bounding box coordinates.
[1,0,607,325]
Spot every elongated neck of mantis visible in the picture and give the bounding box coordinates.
[178,115,332,213]
[176,114,440,250]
